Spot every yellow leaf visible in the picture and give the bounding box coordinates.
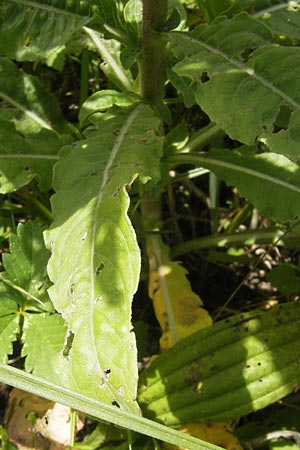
[164,422,243,450]
[148,235,212,350]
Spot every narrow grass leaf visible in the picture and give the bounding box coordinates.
[0,364,224,450]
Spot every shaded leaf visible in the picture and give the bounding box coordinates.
[170,148,300,224]
[84,27,134,91]
[45,104,162,412]
[266,111,300,162]
[0,120,63,193]
[169,14,300,145]
[0,58,67,134]
[195,0,232,22]
[225,0,282,18]
[0,0,121,63]
[257,2,300,45]
[267,264,300,296]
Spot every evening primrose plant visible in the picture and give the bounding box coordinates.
[1,0,300,447]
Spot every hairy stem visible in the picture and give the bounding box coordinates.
[139,0,168,103]
[140,2,168,234]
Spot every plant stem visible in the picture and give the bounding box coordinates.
[139,0,168,103]
[140,1,168,234]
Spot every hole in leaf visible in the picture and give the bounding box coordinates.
[200,71,210,83]
[272,105,292,133]
[240,46,257,62]
[62,330,74,358]
[95,262,104,275]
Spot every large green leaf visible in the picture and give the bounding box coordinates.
[170,148,300,224]
[45,104,162,413]
[0,120,64,193]
[0,58,67,134]
[0,0,121,64]
[169,13,300,145]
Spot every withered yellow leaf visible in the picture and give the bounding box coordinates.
[148,235,212,350]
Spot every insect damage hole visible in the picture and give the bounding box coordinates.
[99,368,111,387]
[111,400,120,408]
[95,262,104,276]
[62,330,75,358]
[201,71,210,83]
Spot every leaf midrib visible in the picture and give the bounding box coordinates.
[169,153,300,195]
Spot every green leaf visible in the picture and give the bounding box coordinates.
[169,148,300,224]
[256,2,300,45]
[84,27,134,91]
[224,0,282,18]
[267,264,300,296]
[123,0,143,42]
[0,120,63,193]
[266,111,300,162]
[0,220,55,361]
[169,14,300,145]
[195,0,232,22]
[79,90,137,128]
[0,220,54,312]
[166,63,196,107]
[0,313,20,363]
[0,0,122,63]
[0,58,67,135]
[45,104,162,413]
[22,313,67,381]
